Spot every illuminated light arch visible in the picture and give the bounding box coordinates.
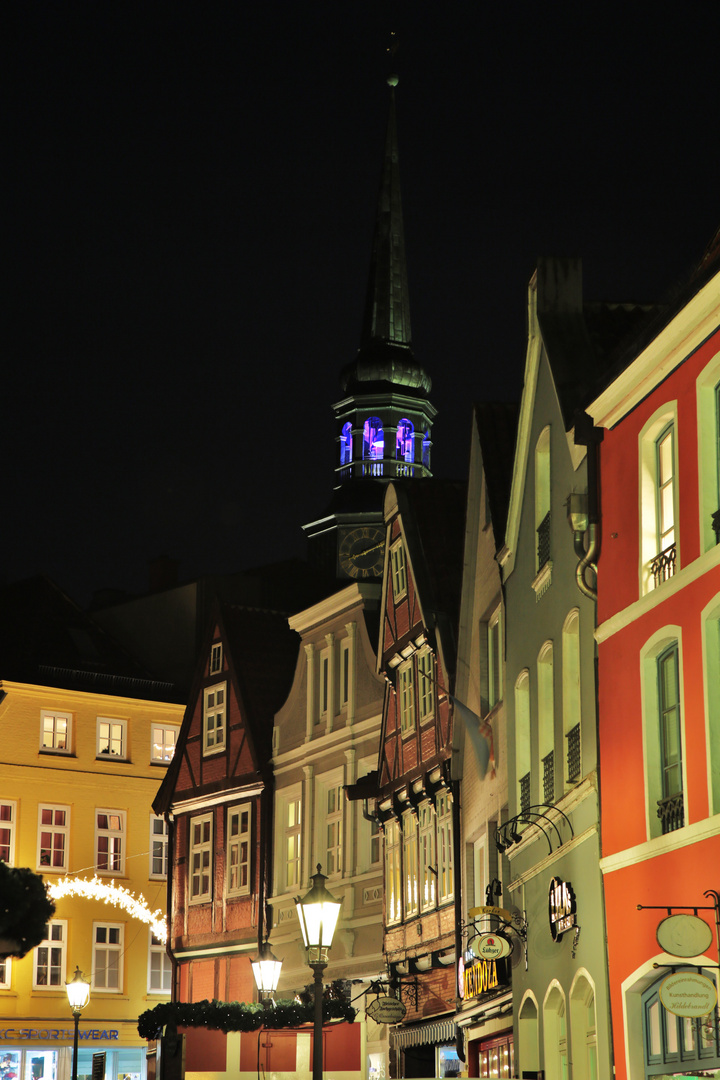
[47,876,167,942]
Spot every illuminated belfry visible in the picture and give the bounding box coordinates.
[334,75,436,486]
[304,76,436,580]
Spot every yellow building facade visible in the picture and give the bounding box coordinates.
[0,677,184,1080]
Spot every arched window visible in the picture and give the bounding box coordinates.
[639,403,679,593]
[538,643,554,804]
[535,426,551,573]
[518,994,539,1078]
[515,671,531,813]
[363,417,384,460]
[642,970,720,1074]
[422,430,431,469]
[641,628,685,839]
[562,610,581,786]
[340,422,352,466]
[543,983,567,1080]
[570,972,597,1080]
[396,419,414,462]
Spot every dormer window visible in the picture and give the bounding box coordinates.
[203,684,226,754]
[210,643,223,675]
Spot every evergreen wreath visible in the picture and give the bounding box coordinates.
[0,862,56,958]
[137,997,356,1040]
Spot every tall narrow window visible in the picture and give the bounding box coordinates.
[363,417,384,460]
[96,810,125,874]
[149,815,168,879]
[203,684,226,754]
[391,540,408,599]
[418,650,435,722]
[285,797,302,890]
[641,406,679,592]
[422,431,431,469]
[38,805,69,871]
[189,814,212,901]
[210,642,223,674]
[340,639,350,709]
[33,921,66,989]
[93,924,123,991]
[515,672,531,813]
[396,419,414,463]
[436,793,454,902]
[320,651,330,716]
[385,819,402,924]
[656,424,676,554]
[403,811,419,917]
[0,802,16,864]
[488,607,503,710]
[538,644,555,804]
[535,427,551,573]
[227,805,251,896]
[419,801,436,911]
[658,643,683,833]
[398,662,415,734]
[148,931,171,994]
[340,422,353,466]
[325,785,343,876]
[562,611,581,785]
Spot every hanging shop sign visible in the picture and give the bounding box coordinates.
[458,955,507,1000]
[656,914,714,958]
[467,904,513,924]
[659,972,718,1017]
[366,996,407,1024]
[548,877,576,942]
[469,932,512,960]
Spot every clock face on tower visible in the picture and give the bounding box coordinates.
[338,525,386,579]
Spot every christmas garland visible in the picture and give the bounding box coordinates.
[138,997,356,1040]
[0,862,56,958]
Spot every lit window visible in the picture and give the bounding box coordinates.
[488,608,503,710]
[284,796,302,890]
[149,815,168,879]
[403,811,419,918]
[391,540,408,600]
[33,920,66,989]
[370,817,381,866]
[148,930,171,994]
[656,424,676,554]
[38,805,69,871]
[0,802,16,864]
[419,801,436,912]
[325,785,343,876]
[97,718,127,759]
[152,725,178,763]
[40,711,71,753]
[640,405,679,593]
[203,684,226,754]
[418,650,435,722]
[398,662,415,734]
[189,814,212,902]
[210,642,223,675]
[96,809,125,874]
[385,819,401,924]
[93,923,123,992]
[227,805,251,896]
[340,421,353,466]
[436,792,454,903]
[396,419,414,463]
[363,416,384,460]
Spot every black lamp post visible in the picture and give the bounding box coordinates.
[65,966,90,1080]
[295,865,342,1080]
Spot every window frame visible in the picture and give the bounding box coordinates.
[398,661,416,735]
[210,642,223,675]
[538,642,555,804]
[488,607,503,711]
[419,801,437,912]
[189,813,213,903]
[96,808,126,875]
[151,724,179,764]
[96,717,128,760]
[385,818,402,925]
[639,403,679,595]
[436,792,454,904]
[92,922,123,993]
[417,649,435,723]
[149,814,169,879]
[641,627,686,839]
[203,683,227,755]
[390,539,408,600]
[33,920,67,990]
[0,801,17,865]
[148,930,172,995]
[40,710,72,755]
[515,670,531,813]
[227,803,252,897]
[37,804,70,872]
[323,782,344,878]
[277,786,303,894]
[0,955,11,990]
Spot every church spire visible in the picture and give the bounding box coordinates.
[340,77,431,398]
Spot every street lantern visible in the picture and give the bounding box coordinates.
[66,966,90,1080]
[295,865,343,1080]
[251,940,282,1003]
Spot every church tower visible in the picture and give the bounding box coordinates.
[304,76,437,581]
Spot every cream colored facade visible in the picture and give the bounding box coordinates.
[270,582,388,1080]
[0,679,184,1080]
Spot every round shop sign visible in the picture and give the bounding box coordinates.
[470,932,512,960]
[659,971,717,1017]
[656,914,714,958]
[366,995,407,1024]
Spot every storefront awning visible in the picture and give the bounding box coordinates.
[391,1017,457,1049]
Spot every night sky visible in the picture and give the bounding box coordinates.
[6,4,720,606]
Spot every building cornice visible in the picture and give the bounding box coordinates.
[171,783,264,815]
[273,713,381,773]
[288,583,381,634]
[599,814,720,875]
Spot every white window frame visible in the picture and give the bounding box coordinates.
[151,724,179,764]
[227,803,251,897]
[640,626,687,840]
[203,683,226,755]
[639,403,679,595]
[436,792,454,903]
[385,818,402,925]
[515,670,531,811]
[96,809,126,875]
[277,786,303,893]
[189,813,213,902]
[419,800,436,912]
[210,641,223,675]
[390,539,408,600]
[538,642,555,803]
[0,955,10,989]
[488,606,503,710]
[96,717,128,760]
[398,661,415,735]
[37,804,70,872]
[319,648,331,717]
[418,649,435,723]
[92,922,123,993]
[340,638,351,710]
[148,929,171,995]
[40,710,72,754]
[149,814,168,879]
[0,801,17,865]
[316,773,344,878]
[403,811,419,918]
[33,920,67,990]
[535,425,551,573]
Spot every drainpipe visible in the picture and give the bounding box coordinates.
[571,412,604,601]
[164,811,178,1001]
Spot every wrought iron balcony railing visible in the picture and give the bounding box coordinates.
[537,512,551,570]
[657,791,684,834]
[542,752,554,804]
[519,772,531,815]
[650,542,676,589]
[566,723,581,784]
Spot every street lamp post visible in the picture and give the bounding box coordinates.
[295,865,342,1080]
[65,966,90,1080]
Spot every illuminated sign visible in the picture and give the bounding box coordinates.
[0,1030,119,1042]
[458,956,505,1000]
[548,876,576,942]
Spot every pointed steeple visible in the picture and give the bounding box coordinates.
[340,77,432,397]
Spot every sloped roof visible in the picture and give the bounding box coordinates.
[0,575,178,701]
[474,401,518,551]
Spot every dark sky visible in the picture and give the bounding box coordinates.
[6,4,720,606]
